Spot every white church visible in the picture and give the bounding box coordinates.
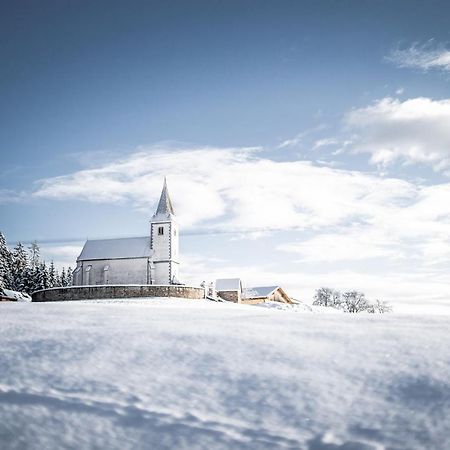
[73,179,180,286]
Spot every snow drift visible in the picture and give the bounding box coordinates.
[0,299,449,449]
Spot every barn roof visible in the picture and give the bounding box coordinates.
[243,286,279,298]
[215,278,242,292]
[78,236,153,261]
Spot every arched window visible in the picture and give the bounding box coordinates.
[73,266,82,285]
[103,265,109,285]
[85,265,92,285]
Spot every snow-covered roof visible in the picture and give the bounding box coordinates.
[243,286,279,299]
[215,278,242,292]
[0,289,31,301]
[78,236,153,261]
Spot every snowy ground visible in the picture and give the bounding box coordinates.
[1,299,449,450]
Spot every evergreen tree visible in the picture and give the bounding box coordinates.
[48,261,57,288]
[24,241,41,293]
[0,233,75,294]
[26,264,38,293]
[0,232,11,289]
[65,267,73,286]
[10,242,28,292]
[28,241,40,271]
[36,262,49,291]
[54,268,61,288]
[60,268,67,287]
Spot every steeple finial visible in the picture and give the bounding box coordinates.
[154,177,175,217]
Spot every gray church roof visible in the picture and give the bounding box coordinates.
[155,177,175,217]
[78,236,153,261]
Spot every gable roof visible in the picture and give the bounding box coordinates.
[215,278,242,292]
[243,286,279,298]
[154,177,175,217]
[78,236,153,261]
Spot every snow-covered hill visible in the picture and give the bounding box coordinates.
[1,299,449,449]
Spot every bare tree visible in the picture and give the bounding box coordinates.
[313,285,392,314]
[373,299,392,313]
[313,287,341,308]
[341,291,369,313]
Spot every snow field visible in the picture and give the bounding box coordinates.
[0,298,449,449]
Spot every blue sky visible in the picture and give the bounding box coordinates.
[1,1,450,311]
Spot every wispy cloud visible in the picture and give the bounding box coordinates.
[276,179,450,283]
[277,226,402,263]
[387,40,450,72]
[312,138,338,150]
[277,125,326,149]
[32,144,418,233]
[343,96,450,173]
[31,143,450,275]
[0,189,28,204]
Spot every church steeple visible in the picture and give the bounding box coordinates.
[154,177,175,217]
[150,177,180,285]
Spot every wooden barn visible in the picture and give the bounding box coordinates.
[215,279,293,305]
[242,286,292,305]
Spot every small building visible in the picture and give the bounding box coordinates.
[0,288,32,302]
[242,286,292,304]
[215,278,243,303]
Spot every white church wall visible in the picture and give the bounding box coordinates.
[150,220,180,284]
[153,261,170,285]
[74,258,150,286]
[151,222,171,261]
[170,261,180,283]
[171,221,179,261]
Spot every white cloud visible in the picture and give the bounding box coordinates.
[277,226,402,262]
[33,145,417,233]
[343,97,450,173]
[34,146,248,227]
[278,181,450,268]
[387,41,450,72]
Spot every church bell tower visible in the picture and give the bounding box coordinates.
[149,178,180,284]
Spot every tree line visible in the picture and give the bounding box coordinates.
[313,287,392,313]
[0,231,73,295]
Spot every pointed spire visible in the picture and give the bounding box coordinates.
[155,177,175,217]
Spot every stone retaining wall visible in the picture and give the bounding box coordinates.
[32,285,205,302]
